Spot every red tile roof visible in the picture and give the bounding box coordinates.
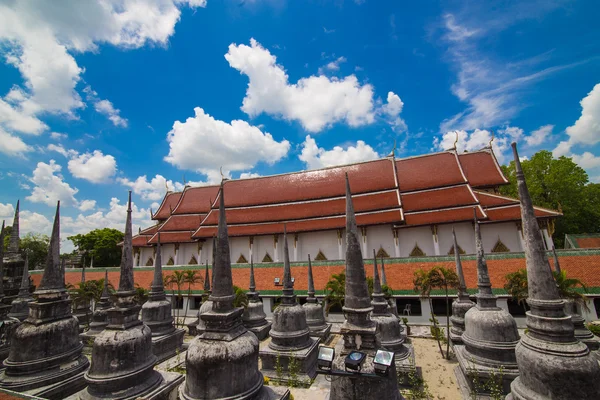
[153,192,182,220]
[132,235,152,247]
[159,214,205,232]
[401,185,477,212]
[459,150,508,188]
[403,206,486,227]
[577,238,600,248]
[396,152,466,192]
[475,191,519,207]
[148,231,195,244]
[172,185,220,215]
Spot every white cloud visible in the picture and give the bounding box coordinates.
[239,172,261,179]
[555,84,600,156]
[164,106,290,178]
[500,126,523,141]
[225,39,378,132]
[47,143,72,157]
[27,160,78,207]
[0,1,203,134]
[78,199,97,212]
[83,86,128,127]
[570,152,600,170]
[299,135,380,170]
[526,124,553,146]
[118,174,185,202]
[68,150,117,183]
[433,129,509,163]
[50,132,67,140]
[0,128,32,156]
[319,56,347,74]
[0,203,15,219]
[382,91,407,132]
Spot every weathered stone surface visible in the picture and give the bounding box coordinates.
[8,253,34,322]
[187,261,211,336]
[73,266,92,333]
[302,256,331,340]
[81,271,112,344]
[243,257,271,340]
[0,222,19,364]
[508,143,600,400]
[449,228,475,345]
[0,202,89,399]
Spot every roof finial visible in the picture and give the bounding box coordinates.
[38,201,64,292]
[388,139,397,157]
[150,207,153,219]
[210,181,234,311]
[453,131,459,150]
[8,200,20,253]
[183,173,187,186]
[165,180,169,193]
[220,166,227,182]
[488,130,495,148]
[117,191,134,293]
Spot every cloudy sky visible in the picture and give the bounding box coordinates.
[0,0,598,252]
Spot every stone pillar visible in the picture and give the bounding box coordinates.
[361,227,368,258]
[337,229,343,260]
[248,236,253,262]
[293,233,298,262]
[174,243,180,265]
[420,298,432,322]
[393,228,400,257]
[431,225,440,256]
[516,222,525,252]
[273,234,279,262]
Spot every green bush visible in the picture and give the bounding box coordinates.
[588,323,600,337]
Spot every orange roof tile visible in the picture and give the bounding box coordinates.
[459,150,508,188]
[148,231,195,244]
[401,185,477,212]
[404,206,485,227]
[159,214,205,232]
[485,205,559,222]
[153,192,182,220]
[172,185,220,215]
[474,191,519,207]
[396,152,466,192]
[132,235,151,247]
[577,238,600,248]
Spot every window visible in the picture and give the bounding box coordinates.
[409,244,425,257]
[171,296,184,309]
[145,257,154,266]
[376,247,390,258]
[315,250,328,261]
[236,254,248,263]
[191,297,202,310]
[189,255,198,265]
[262,252,273,263]
[447,245,465,255]
[491,238,510,253]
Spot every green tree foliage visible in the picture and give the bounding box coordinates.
[504,269,529,313]
[20,233,50,270]
[68,228,124,268]
[183,270,203,320]
[2,225,12,251]
[323,272,383,315]
[500,151,600,247]
[233,285,248,308]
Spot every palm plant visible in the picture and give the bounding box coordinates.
[183,270,203,324]
[134,284,149,305]
[430,266,460,359]
[554,270,589,311]
[324,273,345,316]
[166,270,186,327]
[233,285,249,308]
[504,269,529,314]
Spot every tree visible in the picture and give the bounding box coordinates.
[165,270,186,327]
[500,151,600,247]
[68,228,124,268]
[324,273,345,316]
[504,269,529,313]
[20,233,50,270]
[2,225,12,251]
[183,270,203,324]
[233,285,248,308]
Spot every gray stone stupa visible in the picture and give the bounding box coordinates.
[73,264,92,332]
[8,250,34,321]
[0,202,90,399]
[454,209,520,397]
[260,226,320,384]
[302,255,331,340]
[80,270,112,343]
[449,228,475,345]
[370,250,413,378]
[380,257,398,317]
[243,256,271,340]
[3,201,25,302]
[181,182,289,400]
[141,232,185,362]
[187,260,211,336]
[330,174,401,400]
[507,143,600,400]
[0,221,19,364]
[74,192,183,400]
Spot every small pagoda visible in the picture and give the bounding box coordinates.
[454,210,520,397]
[0,202,90,399]
[259,227,320,384]
[80,270,112,344]
[141,232,185,362]
[507,143,600,399]
[180,182,289,400]
[72,265,92,332]
[242,256,271,340]
[329,174,401,400]
[74,192,183,400]
[302,255,331,340]
[3,201,25,303]
[187,260,211,336]
[380,257,398,317]
[0,221,19,364]
[8,251,34,322]
[449,228,475,345]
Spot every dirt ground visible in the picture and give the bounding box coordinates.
[411,337,461,400]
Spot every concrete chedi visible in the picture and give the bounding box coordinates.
[141,232,185,362]
[0,202,90,399]
[455,210,520,396]
[330,174,401,400]
[449,228,475,345]
[3,201,25,301]
[73,265,92,332]
[551,246,600,356]
[242,256,271,340]
[0,221,19,364]
[187,260,211,336]
[75,192,183,400]
[260,227,320,384]
[181,182,289,400]
[380,257,398,317]
[8,251,34,322]
[508,143,600,400]
[301,255,331,340]
[81,271,112,342]
[370,250,413,374]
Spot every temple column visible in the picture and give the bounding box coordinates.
[249,236,254,262]
[542,228,554,251]
[420,298,432,323]
[293,233,298,262]
[361,227,368,258]
[197,242,203,264]
[174,243,180,265]
[516,221,525,252]
[337,229,343,260]
[273,235,279,262]
[431,225,440,256]
[393,228,400,257]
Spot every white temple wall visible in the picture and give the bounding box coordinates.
[253,235,276,263]
[398,226,435,256]
[229,236,249,264]
[297,230,339,261]
[139,247,153,267]
[365,225,395,258]
[437,222,476,255]
[481,222,522,253]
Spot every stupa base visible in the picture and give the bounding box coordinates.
[152,328,186,363]
[308,323,331,341]
[454,345,519,397]
[247,322,271,341]
[0,354,89,400]
[186,319,199,336]
[259,337,320,386]
[449,330,465,345]
[393,343,416,387]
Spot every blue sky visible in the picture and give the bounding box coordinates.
[0,0,598,252]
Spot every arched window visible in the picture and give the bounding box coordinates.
[409,244,425,257]
[189,255,198,265]
[236,254,248,263]
[376,247,390,258]
[491,238,510,253]
[447,245,466,255]
[315,250,328,261]
[146,257,154,266]
[262,252,273,263]
[167,256,175,266]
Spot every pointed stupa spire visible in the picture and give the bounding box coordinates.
[8,200,19,253]
[118,191,135,293]
[281,225,295,303]
[552,246,561,274]
[209,182,234,311]
[90,254,94,268]
[306,255,316,301]
[0,220,5,297]
[101,270,110,300]
[453,227,468,296]
[38,202,64,292]
[249,255,256,293]
[211,235,217,289]
[344,173,371,310]
[473,209,496,308]
[372,250,383,296]
[18,253,30,296]
[81,262,86,283]
[203,260,210,292]
[512,143,560,301]
[380,256,387,286]
[150,232,165,297]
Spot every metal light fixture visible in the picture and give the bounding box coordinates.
[274,277,280,285]
[344,351,366,372]
[317,346,335,370]
[373,350,395,375]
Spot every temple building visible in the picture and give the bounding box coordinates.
[132,148,560,268]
